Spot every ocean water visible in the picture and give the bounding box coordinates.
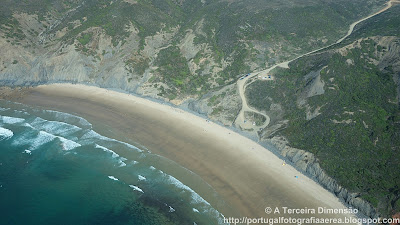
[0,100,229,225]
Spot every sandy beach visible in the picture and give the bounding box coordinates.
[6,83,359,224]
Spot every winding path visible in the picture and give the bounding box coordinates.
[234,0,399,135]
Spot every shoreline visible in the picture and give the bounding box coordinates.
[1,83,359,224]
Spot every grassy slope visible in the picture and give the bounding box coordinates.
[0,0,386,100]
[1,0,399,218]
[162,0,387,98]
[246,5,400,217]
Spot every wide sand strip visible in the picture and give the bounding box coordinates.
[14,84,358,224]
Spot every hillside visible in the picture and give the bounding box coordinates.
[246,3,400,219]
[0,0,386,103]
[1,0,399,221]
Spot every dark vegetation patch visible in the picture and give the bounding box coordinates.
[247,38,400,217]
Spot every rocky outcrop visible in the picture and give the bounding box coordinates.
[269,136,380,219]
[1,3,398,223]
[188,83,242,126]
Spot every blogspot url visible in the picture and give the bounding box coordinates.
[223,216,400,225]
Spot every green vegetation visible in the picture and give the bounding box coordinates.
[207,91,227,107]
[125,55,150,76]
[207,95,220,106]
[0,18,26,45]
[0,0,388,99]
[154,46,211,99]
[190,0,386,61]
[345,5,400,43]
[247,37,400,216]
[75,32,94,55]
[0,0,398,219]
[77,33,91,46]
[244,112,267,126]
[211,105,224,116]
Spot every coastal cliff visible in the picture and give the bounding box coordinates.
[1,0,399,222]
[269,136,379,219]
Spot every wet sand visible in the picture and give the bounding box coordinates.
[10,84,358,224]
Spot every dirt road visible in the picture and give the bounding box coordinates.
[234,0,398,135]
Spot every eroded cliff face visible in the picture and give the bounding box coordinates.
[1,0,399,222]
[258,36,400,220]
[0,15,143,90]
[269,136,379,219]
[0,0,387,102]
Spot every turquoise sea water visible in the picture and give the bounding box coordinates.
[0,100,228,225]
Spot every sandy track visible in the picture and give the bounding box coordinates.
[234,0,397,135]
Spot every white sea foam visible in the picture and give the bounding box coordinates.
[8,108,30,116]
[23,149,32,154]
[58,136,81,151]
[31,117,46,125]
[95,144,127,167]
[123,142,141,152]
[129,185,144,193]
[15,109,29,115]
[138,175,146,181]
[30,119,81,137]
[13,130,80,151]
[0,127,13,140]
[108,176,119,181]
[166,174,210,205]
[0,116,25,124]
[82,130,142,152]
[80,130,100,139]
[45,110,92,128]
[29,131,56,150]
[23,123,34,129]
[95,144,119,158]
[163,173,228,223]
[29,110,142,155]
